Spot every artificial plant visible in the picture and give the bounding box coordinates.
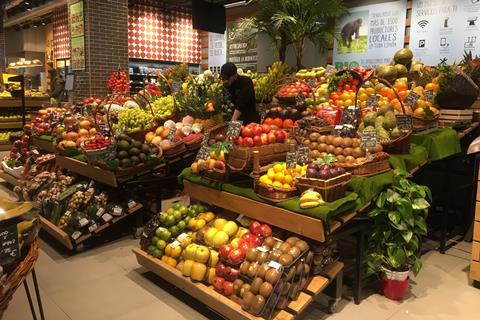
[366,169,431,277]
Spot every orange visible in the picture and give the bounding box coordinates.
[273,117,283,128]
[414,99,426,110]
[264,117,274,126]
[274,172,285,183]
[336,100,344,107]
[284,174,293,184]
[359,93,368,101]
[432,83,440,92]
[283,119,294,129]
[386,88,397,100]
[340,92,350,101]
[398,90,408,101]
[394,81,408,92]
[344,99,353,107]
[379,87,389,97]
[424,83,435,91]
[366,87,376,95]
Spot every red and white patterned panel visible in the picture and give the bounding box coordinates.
[53,6,70,60]
[128,4,201,63]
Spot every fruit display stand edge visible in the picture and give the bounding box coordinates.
[183,180,359,243]
[40,203,143,251]
[132,247,343,320]
[31,136,55,153]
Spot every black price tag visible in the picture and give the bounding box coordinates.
[172,81,181,93]
[295,92,306,104]
[105,142,117,160]
[360,131,377,149]
[226,120,243,139]
[196,145,211,161]
[423,90,434,102]
[307,79,317,88]
[296,146,310,165]
[286,152,297,168]
[167,127,177,141]
[258,104,267,123]
[395,114,413,130]
[404,91,420,107]
[366,95,380,108]
[340,106,359,126]
[201,132,210,146]
[0,224,20,265]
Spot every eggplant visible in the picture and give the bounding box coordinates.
[289,108,299,121]
[279,109,289,120]
[306,168,318,178]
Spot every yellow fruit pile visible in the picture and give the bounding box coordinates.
[188,211,215,231]
[299,189,325,209]
[259,162,306,189]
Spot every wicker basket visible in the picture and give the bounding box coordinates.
[163,140,187,158]
[381,130,412,155]
[201,168,227,182]
[0,239,40,318]
[254,180,299,202]
[228,143,291,172]
[296,173,352,202]
[184,135,203,151]
[334,152,390,177]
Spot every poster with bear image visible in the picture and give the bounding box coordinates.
[333,0,407,68]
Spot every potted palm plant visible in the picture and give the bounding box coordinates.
[366,169,431,301]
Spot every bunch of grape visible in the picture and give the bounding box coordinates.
[115,107,154,132]
[151,95,175,120]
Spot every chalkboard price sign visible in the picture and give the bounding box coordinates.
[295,92,306,104]
[286,152,297,168]
[404,91,420,107]
[366,95,380,108]
[226,120,243,139]
[296,146,310,165]
[360,131,377,149]
[201,132,210,146]
[395,114,413,130]
[196,145,211,161]
[167,127,177,141]
[172,81,181,93]
[0,224,19,265]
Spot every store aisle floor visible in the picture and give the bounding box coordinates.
[2,183,480,320]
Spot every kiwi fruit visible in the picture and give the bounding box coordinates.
[257,252,269,264]
[318,135,327,143]
[250,277,263,295]
[320,152,328,158]
[295,240,309,252]
[309,142,319,150]
[332,137,343,147]
[240,283,251,298]
[247,263,259,278]
[259,282,273,298]
[352,147,364,158]
[279,242,291,254]
[296,261,304,275]
[343,147,353,157]
[263,236,276,249]
[273,241,283,250]
[345,155,355,163]
[334,147,343,155]
[310,150,321,159]
[233,279,244,295]
[286,237,300,245]
[257,263,270,279]
[288,246,302,258]
[326,145,335,154]
[304,263,311,275]
[281,281,290,295]
[240,261,250,275]
[325,135,334,145]
[268,250,282,261]
[287,267,295,281]
[309,132,320,141]
[279,254,294,266]
[242,291,255,310]
[246,248,258,262]
[336,154,346,162]
[250,295,266,314]
[341,137,353,148]
[302,139,311,146]
[352,138,361,147]
[277,296,289,310]
[306,251,314,264]
[265,268,281,284]
[318,143,327,152]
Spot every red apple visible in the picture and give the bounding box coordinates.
[238,241,251,254]
[260,133,268,145]
[216,263,227,278]
[214,160,226,171]
[253,126,263,136]
[267,132,276,144]
[260,224,272,237]
[274,130,286,143]
[241,127,253,138]
[249,221,262,235]
[244,137,254,147]
[229,248,246,264]
[236,136,245,146]
[219,244,233,259]
[250,234,263,247]
[223,281,234,296]
[253,135,262,146]
[213,277,225,292]
[224,267,239,282]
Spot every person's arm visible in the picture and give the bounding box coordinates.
[233,78,255,120]
[231,109,242,121]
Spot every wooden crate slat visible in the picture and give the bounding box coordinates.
[474,222,480,242]
[39,215,74,250]
[322,261,344,280]
[56,156,118,187]
[285,292,312,315]
[304,276,329,296]
[183,180,327,242]
[476,201,480,222]
[31,137,55,152]
[472,241,480,262]
[471,261,480,282]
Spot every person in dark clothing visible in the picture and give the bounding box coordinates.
[220,62,259,124]
[48,69,65,101]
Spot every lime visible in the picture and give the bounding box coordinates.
[159,213,167,223]
[173,203,182,210]
[165,215,175,227]
[156,239,166,250]
[152,236,160,245]
[152,248,163,258]
[166,208,175,215]
[177,220,186,229]
[169,225,179,235]
[147,245,156,255]
[183,217,191,225]
[187,208,196,217]
[179,207,188,215]
[173,210,182,220]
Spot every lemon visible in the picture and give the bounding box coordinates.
[273,163,283,173]
[284,175,293,184]
[260,175,268,184]
[265,178,273,185]
[267,168,276,179]
[273,181,283,188]
[283,183,292,189]
[274,172,285,183]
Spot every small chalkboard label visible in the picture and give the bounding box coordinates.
[172,81,181,93]
[167,128,177,141]
[286,152,297,168]
[295,92,306,104]
[258,104,267,123]
[326,65,336,73]
[0,224,19,264]
[340,106,359,126]
[226,120,243,139]
[360,131,377,149]
[201,132,210,146]
[307,79,317,88]
[196,145,211,161]
[423,90,434,102]
[366,95,380,108]
[105,141,117,160]
[296,146,310,165]
[404,91,420,107]
[396,114,413,130]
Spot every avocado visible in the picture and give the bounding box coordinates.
[118,140,130,150]
[111,158,121,167]
[118,150,129,159]
[121,158,132,167]
[117,133,131,142]
[141,144,151,154]
[130,155,140,164]
[131,140,142,148]
[129,147,140,156]
[139,153,147,161]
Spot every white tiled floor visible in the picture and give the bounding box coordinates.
[2,182,480,320]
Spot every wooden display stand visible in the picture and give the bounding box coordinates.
[133,247,343,320]
[471,170,480,285]
[31,136,55,152]
[183,180,358,243]
[40,203,143,250]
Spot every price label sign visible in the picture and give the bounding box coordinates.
[0,224,19,265]
[226,120,243,139]
[167,128,177,141]
[360,131,377,149]
[296,146,310,165]
[286,152,297,168]
[196,145,211,161]
[326,65,336,73]
[258,104,267,123]
[366,95,380,108]
[340,106,360,126]
[172,81,181,93]
[423,90,434,102]
[395,114,413,130]
[201,132,210,146]
[404,91,420,107]
[307,79,317,88]
[295,92,306,104]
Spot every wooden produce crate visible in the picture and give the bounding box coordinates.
[0,169,22,186]
[40,203,143,250]
[31,136,55,152]
[132,247,343,320]
[228,143,290,172]
[56,156,119,187]
[471,175,480,284]
[183,180,357,242]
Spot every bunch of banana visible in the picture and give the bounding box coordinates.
[299,189,325,209]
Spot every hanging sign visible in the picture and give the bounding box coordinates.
[395,114,413,130]
[0,224,19,265]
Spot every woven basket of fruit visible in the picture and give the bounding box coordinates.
[254,180,299,202]
[381,130,411,155]
[334,152,390,177]
[201,168,227,182]
[183,133,204,151]
[163,139,187,158]
[81,137,110,165]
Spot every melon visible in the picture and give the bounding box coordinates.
[394,64,408,77]
[394,48,413,66]
[376,64,397,83]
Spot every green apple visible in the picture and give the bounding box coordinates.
[222,221,238,237]
[235,228,249,239]
[159,213,167,223]
[183,244,198,260]
[230,237,240,248]
[169,225,179,235]
[158,229,171,241]
[152,248,163,258]
[173,210,182,220]
[180,207,188,215]
[212,231,229,248]
[213,218,227,231]
[152,236,160,245]
[156,239,166,250]
[204,227,218,246]
[177,220,186,229]
[182,259,194,277]
[165,215,175,227]
[173,203,182,210]
[147,245,156,255]
[195,245,210,264]
[167,208,175,215]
